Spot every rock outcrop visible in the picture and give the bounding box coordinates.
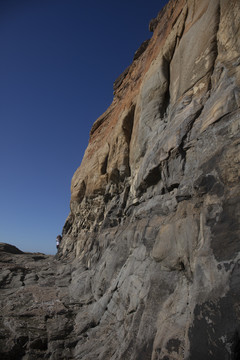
[1,0,240,359]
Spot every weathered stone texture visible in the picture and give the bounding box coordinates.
[1,0,240,359]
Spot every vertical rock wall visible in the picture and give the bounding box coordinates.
[59,0,240,359]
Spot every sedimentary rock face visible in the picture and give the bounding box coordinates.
[1,0,240,359]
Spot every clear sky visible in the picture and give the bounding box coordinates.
[0,0,168,254]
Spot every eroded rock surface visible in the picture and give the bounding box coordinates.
[0,244,77,359]
[1,0,240,359]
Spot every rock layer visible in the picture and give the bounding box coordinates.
[1,0,240,359]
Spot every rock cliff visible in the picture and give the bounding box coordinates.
[1,0,240,359]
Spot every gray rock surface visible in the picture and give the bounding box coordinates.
[1,0,240,359]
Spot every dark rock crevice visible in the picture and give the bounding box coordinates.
[209,2,221,92]
[122,104,136,178]
[100,153,109,175]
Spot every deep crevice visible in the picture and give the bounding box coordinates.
[137,165,162,196]
[122,104,136,178]
[122,105,135,145]
[178,106,204,172]
[209,2,221,91]
[166,183,179,192]
[159,56,170,118]
[100,153,109,175]
[179,261,185,271]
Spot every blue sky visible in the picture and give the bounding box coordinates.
[0,0,168,254]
